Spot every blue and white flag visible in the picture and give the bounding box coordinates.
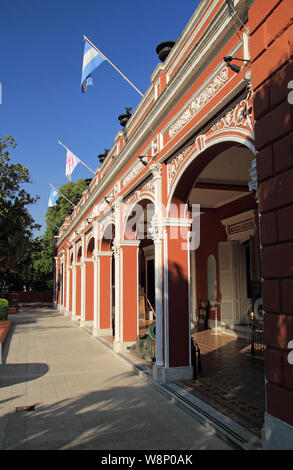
[48,188,59,207]
[81,41,105,93]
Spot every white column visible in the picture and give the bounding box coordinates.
[113,242,121,344]
[71,244,76,320]
[80,257,86,326]
[150,162,164,367]
[72,262,77,320]
[92,221,99,335]
[54,256,58,309]
[113,198,123,345]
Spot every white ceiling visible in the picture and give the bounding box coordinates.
[197,146,254,185]
[188,146,254,209]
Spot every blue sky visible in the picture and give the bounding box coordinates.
[0,0,199,235]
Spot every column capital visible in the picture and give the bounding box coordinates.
[112,241,120,258]
[150,162,162,180]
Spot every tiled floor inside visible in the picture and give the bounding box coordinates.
[179,329,265,437]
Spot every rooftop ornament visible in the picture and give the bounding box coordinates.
[118,107,132,127]
[98,149,109,164]
[156,41,175,62]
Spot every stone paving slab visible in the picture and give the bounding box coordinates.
[0,309,236,450]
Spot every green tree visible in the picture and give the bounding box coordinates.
[0,136,40,290]
[36,179,88,289]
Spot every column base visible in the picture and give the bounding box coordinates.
[262,413,293,450]
[153,365,193,384]
[93,328,113,337]
[71,315,80,322]
[80,320,93,328]
[113,341,135,353]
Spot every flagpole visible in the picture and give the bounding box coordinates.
[83,35,144,97]
[49,183,77,208]
[58,140,96,176]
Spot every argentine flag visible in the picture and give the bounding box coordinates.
[81,41,105,93]
[48,188,59,208]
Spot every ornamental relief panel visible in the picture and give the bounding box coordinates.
[122,160,146,188]
[167,143,195,195]
[209,93,253,135]
[167,94,254,197]
[167,67,229,140]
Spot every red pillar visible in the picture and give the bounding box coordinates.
[113,241,140,351]
[75,264,81,317]
[85,260,94,322]
[153,222,193,383]
[99,252,112,331]
[69,267,72,313]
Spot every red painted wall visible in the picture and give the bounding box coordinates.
[195,211,227,319]
[100,256,112,329]
[250,0,293,427]
[76,266,81,316]
[85,262,94,321]
[69,270,72,312]
[168,226,190,367]
[122,246,138,343]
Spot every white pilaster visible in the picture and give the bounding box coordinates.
[80,257,86,326]
[65,248,70,314]
[150,162,164,367]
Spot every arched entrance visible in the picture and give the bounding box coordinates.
[165,137,264,433]
[114,197,155,352]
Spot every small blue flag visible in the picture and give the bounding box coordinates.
[48,188,59,207]
[81,41,105,92]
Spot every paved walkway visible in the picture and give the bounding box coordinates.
[0,309,235,450]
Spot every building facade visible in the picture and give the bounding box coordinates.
[55,0,293,449]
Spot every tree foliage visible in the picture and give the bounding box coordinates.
[0,134,89,291]
[35,179,88,289]
[0,136,40,290]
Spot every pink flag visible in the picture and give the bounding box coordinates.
[65,150,80,181]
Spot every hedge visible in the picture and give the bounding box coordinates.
[0,299,9,321]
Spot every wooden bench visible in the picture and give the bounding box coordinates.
[0,320,11,364]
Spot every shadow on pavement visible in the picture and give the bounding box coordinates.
[0,363,49,388]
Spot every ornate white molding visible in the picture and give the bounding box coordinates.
[248,159,258,199]
[210,94,253,133]
[168,67,229,139]
[150,162,162,181]
[167,144,194,194]
[112,241,120,259]
[122,160,145,188]
[221,210,256,242]
[149,215,163,243]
